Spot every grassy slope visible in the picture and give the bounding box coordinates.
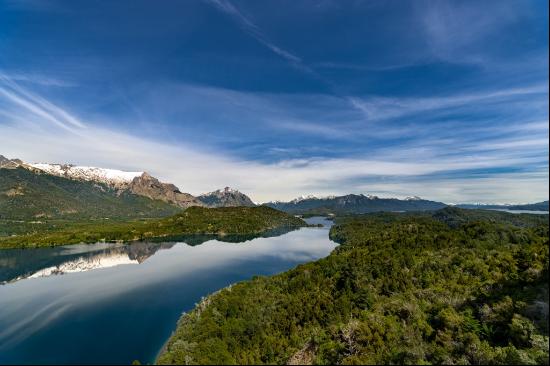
[0,167,181,219]
[158,208,549,365]
[0,206,306,249]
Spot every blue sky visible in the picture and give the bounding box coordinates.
[0,0,548,203]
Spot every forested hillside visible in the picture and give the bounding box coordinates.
[158,208,549,365]
[0,167,181,219]
[0,206,306,249]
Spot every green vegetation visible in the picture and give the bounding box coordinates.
[158,208,549,365]
[0,167,181,219]
[0,206,306,249]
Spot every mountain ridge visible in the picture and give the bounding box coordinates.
[0,166,181,219]
[0,155,204,209]
[2,155,547,214]
[264,193,447,214]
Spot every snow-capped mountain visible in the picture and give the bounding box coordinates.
[268,193,378,206]
[1,155,204,211]
[198,187,256,207]
[290,194,318,203]
[29,163,143,189]
[29,162,204,208]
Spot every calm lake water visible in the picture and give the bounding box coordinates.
[0,217,337,365]
[492,209,549,214]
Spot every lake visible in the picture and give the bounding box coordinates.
[492,209,549,214]
[0,217,337,365]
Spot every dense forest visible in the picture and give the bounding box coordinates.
[0,206,306,249]
[158,208,549,365]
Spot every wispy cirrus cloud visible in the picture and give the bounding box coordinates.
[0,72,75,87]
[127,81,547,147]
[205,0,303,66]
[349,84,548,122]
[268,119,352,139]
[203,0,376,118]
[2,118,547,203]
[418,0,524,64]
[0,74,85,132]
[0,76,547,203]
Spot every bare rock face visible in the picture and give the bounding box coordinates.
[198,187,256,207]
[128,172,204,208]
[0,155,24,169]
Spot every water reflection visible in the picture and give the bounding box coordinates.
[0,226,299,284]
[0,218,336,365]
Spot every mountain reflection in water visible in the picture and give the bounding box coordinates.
[0,226,298,284]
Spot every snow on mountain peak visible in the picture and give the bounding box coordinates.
[29,163,143,187]
[201,187,240,196]
[405,196,422,201]
[221,186,238,194]
[290,194,318,203]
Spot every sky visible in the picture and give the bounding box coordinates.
[0,0,548,203]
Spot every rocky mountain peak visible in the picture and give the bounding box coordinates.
[198,187,256,207]
[0,155,25,169]
[128,172,202,208]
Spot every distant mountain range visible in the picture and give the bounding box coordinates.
[1,154,547,219]
[264,194,447,214]
[456,201,549,211]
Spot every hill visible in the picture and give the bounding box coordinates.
[158,208,549,365]
[0,206,306,249]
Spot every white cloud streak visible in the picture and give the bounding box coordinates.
[0,74,85,131]
[2,121,547,203]
[419,0,524,64]
[203,0,374,119]
[348,84,548,122]
[0,76,547,204]
[206,0,303,65]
